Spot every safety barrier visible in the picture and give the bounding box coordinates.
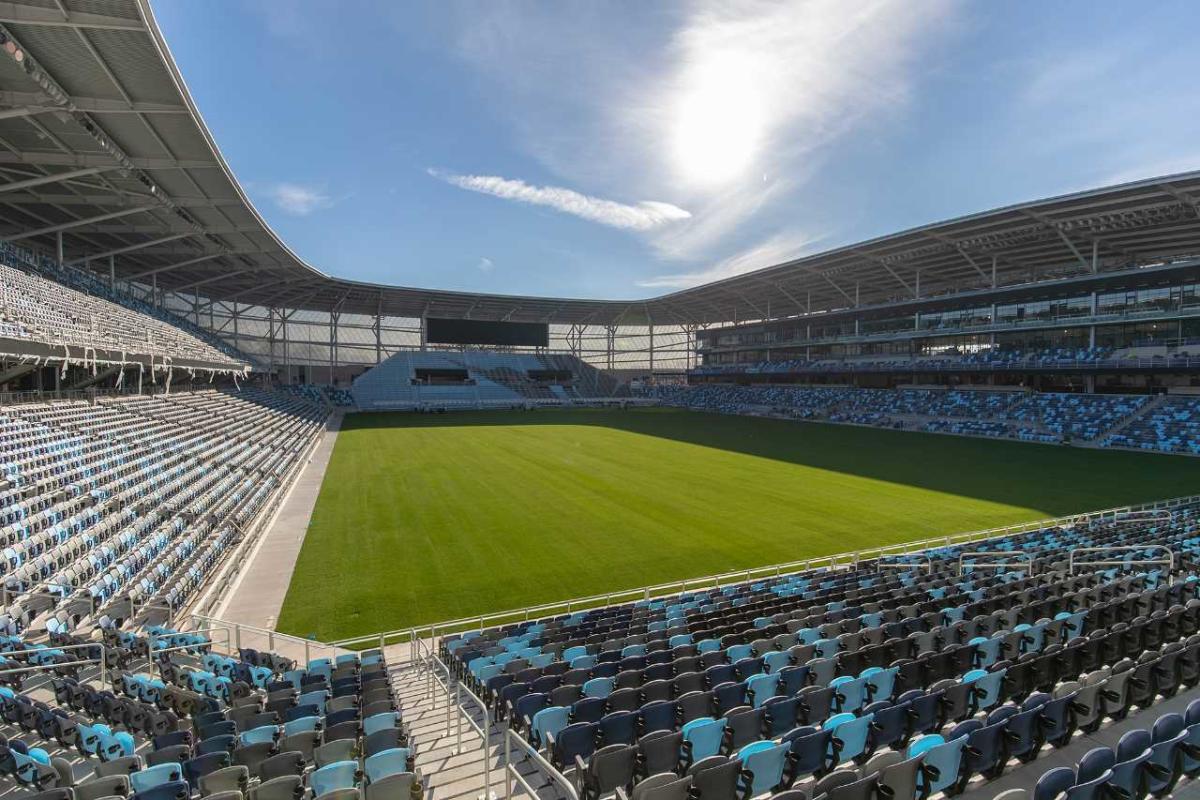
[1068,544,1175,575]
[957,551,1036,576]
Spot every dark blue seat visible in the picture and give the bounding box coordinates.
[1148,714,1186,797]
[783,725,833,780]
[638,701,677,735]
[551,722,597,771]
[1034,766,1076,800]
[599,710,639,745]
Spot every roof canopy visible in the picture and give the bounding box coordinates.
[1,1,1199,326]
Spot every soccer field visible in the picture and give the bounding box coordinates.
[276,408,1200,640]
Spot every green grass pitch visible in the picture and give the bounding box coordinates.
[276,408,1200,640]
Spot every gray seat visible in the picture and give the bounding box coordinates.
[259,752,306,783]
[315,738,359,769]
[859,751,901,780]
[877,754,923,800]
[147,745,191,767]
[316,791,361,800]
[619,773,692,800]
[75,776,131,800]
[364,772,421,800]
[199,765,250,797]
[93,758,140,779]
[204,793,245,800]
[579,744,637,800]
[249,776,304,800]
[280,732,320,763]
[233,742,276,778]
[637,730,684,777]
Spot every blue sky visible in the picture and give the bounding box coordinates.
[151,0,1200,300]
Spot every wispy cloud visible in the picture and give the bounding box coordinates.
[430,169,691,231]
[269,183,332,216]
[638,231,822,290]
[477,257,494,273]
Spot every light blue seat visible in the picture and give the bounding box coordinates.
[969,668,1006,712]
[284,716,322,737]
[562,646,588,663]
[744,673,779,708]
[910,734,968,796]
[827,712,873,764]
[364,712,400,737]
[130,763,183,793]
[682,717,727,761]
[311,760,359,797]
[241,725,280,746]
[761,651,791,674]
[970,636,1003,668]
[738,740,790,796]
[829,676,868,712]
[621,644,646,658]
[697,639,721,654]
[530,706,569,749]
[582,677,614,699]
[861,666,898,703]
[364,748,412,784]
[726,644,753,662]
[570,655,597,670]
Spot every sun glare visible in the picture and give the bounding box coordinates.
[671,52,765,187]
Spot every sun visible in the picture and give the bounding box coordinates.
[671,52,766,187]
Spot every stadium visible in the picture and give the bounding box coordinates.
[1,3,1200,800]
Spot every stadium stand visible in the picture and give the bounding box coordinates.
[0,245,248,372]
[1103,396,1200,455]
[351,350,609,410]
[0,388,327,634]
[439,502,1200,800]
[645,385,1200,451]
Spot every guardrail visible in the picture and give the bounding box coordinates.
[1068,545,1176,575]
[957,551,1036,576]
[503,727,579,800]
[325,492,1200,655]
[187,614,338,665]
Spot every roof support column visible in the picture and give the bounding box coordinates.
[232,303,239,353]
[330,310,339,384]
[108,255,115,289]
[151,273,157,308]
[282,312,290,385]
[1091,239,1099,274]
[267,308,276,378]
[991,256,998,288]
[374,315,382,364]
[55,231,63,264]
[649,323,655,374]
[606,325,616,370]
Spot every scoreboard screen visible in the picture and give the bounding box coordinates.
[426,318,549,347]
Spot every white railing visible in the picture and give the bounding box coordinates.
[957,551,1036,576]
[1068,545,1176,575]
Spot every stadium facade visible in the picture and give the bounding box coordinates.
[0,1,1198,387]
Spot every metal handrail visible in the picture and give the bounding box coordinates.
[1069,545,1175,575]
[877,556,933,573]
[0,642,108,687]
[454,677,493,798]
[326,492,1200,655]
[503,726,580,800]
[957,551,1036,576]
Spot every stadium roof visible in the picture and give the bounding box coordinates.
[0,1,1199,327]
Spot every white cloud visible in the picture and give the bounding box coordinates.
[638,232,822,290]
[269,183,332,216]
[477,257,494,272]
[431,169,691,231]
